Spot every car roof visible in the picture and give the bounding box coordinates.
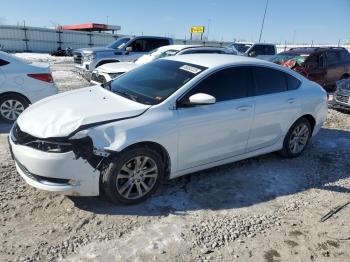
[284,46,347,55]
[156,44,200,51]
[163,53,274,68]
[233,42,275,46]
[121,35,172,40]
[181,46,227,50]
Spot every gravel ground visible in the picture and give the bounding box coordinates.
[0,54,349,262]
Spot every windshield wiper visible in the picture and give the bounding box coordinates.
[102,81,112,91]
[113,89,139,102]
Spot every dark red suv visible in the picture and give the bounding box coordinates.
[270,47,350,90]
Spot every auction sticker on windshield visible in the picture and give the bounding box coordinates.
[179,65,202,74]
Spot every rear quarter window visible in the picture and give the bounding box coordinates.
[286,74,301,90]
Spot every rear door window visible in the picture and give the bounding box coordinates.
[130,39,147,52]
[253,67,288,95]
[144,39,170,52]
[251,45,275,56]
[326,51,340,66]
[339,50,350,62]
[266,45,276,55]
[250,45,264,56]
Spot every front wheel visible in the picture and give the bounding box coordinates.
[279,118,312,158]
[101,147,164,204]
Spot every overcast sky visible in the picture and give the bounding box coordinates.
[1,0,349,44]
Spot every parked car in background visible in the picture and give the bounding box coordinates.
[73,36,173,73]
[10,54,327,204]
[270,47,350,90]
[329,77,350,111]
[0,51,58,122]
[91,45,236,85]
[227,42,276,60]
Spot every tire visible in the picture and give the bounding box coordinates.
[279,118,312,158]
[0,94,29,123]
[101,147,164,204]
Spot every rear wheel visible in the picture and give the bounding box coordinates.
[102,147,164,204]
[0,94,29,122]
[279,118,312,158]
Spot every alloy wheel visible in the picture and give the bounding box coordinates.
[116,156,158,200]
[0,99,25,121]
[288,123,310,154]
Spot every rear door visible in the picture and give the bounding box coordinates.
[325,51,343,86]
[176,66,255,170]
[247,66,301,152]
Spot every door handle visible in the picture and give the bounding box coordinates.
[287,98,297,104]
[236,105,252,111]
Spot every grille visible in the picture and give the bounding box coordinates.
[336,94,349,104]
[11,124,72,153]
[73,52,82,65]
[91,72,107,84]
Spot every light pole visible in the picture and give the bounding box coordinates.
[207,19,211,41]
[258,0,269,43]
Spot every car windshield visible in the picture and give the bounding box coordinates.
[269,53,309,66]
[134,48,179,65]
[149,47,179,58]
[107,37,131,49]
[105,59,207,105]
[232,43,252,53]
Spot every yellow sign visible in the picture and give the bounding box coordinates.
[190,26,205,33]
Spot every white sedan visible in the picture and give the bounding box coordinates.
[0,51,58,122]
[10,55,327,204]
[90,45,236,85]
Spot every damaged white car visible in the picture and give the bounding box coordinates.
[9,55,327,204]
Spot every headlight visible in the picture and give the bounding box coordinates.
[25,140,73,153]
[84,53,96,62]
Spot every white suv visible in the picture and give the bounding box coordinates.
[228,42,276,60]
[73,36,173,73]
[10,54,327,204]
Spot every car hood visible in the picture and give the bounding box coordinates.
[76,47,114,53]
[17,86,151,138]
[97,62,138,73]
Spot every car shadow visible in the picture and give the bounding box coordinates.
[70,127,350,216]
[0,122,12,134]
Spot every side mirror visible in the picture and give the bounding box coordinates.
[125,46,132,55]
[248,51,256,57]
[188,93,216,105]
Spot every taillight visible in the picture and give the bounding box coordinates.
[27,73,53,83]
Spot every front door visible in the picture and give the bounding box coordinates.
[176,66,255,170]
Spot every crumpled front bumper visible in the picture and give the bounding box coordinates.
[9,136,100,196]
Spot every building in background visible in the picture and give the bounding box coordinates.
[56,23,121,34]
